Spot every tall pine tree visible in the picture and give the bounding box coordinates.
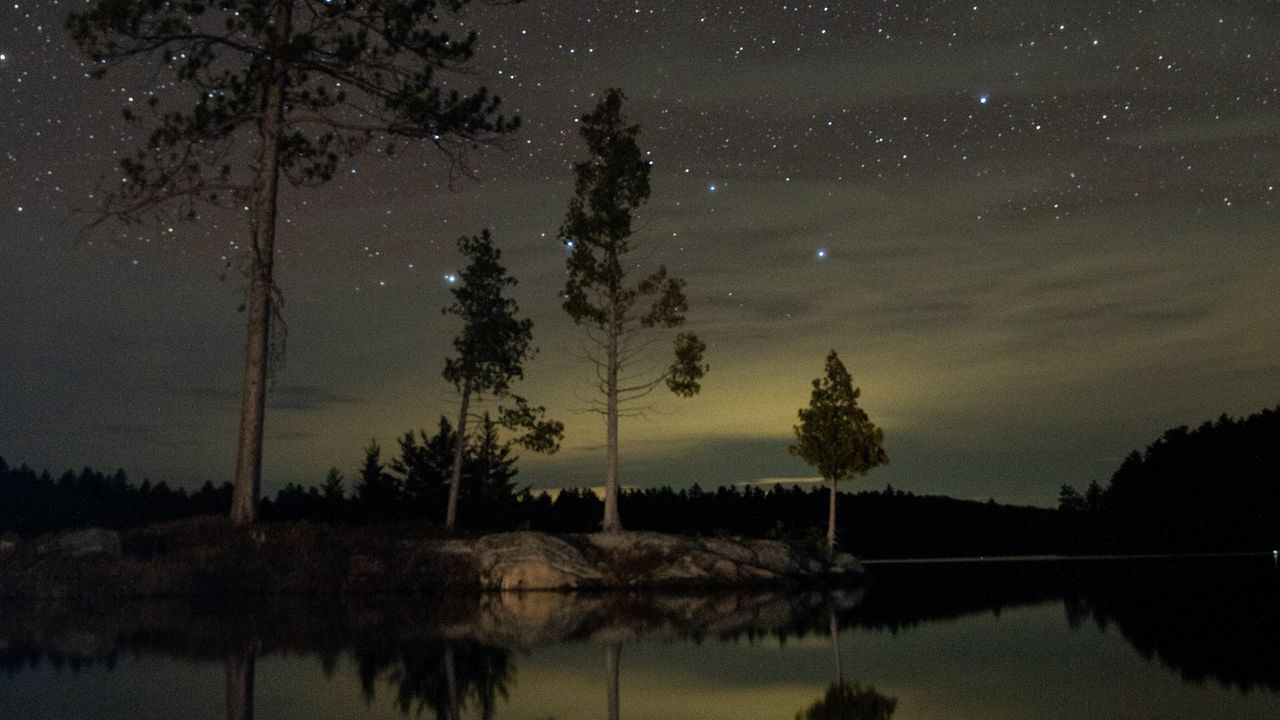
[442,230,561,531]
[558,88,708,533]
[68,0,520,525]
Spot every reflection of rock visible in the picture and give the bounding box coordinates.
[34,528,122,559]
[440,589,865,647]
[0,589,863,674]
[461,592,604,646]
[458,531,863,591]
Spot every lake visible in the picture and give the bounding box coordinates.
[2,555,1277,719]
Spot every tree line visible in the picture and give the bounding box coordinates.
[1057,405,1280,553]
[8,405,1274,556]
[1,450,1066,559]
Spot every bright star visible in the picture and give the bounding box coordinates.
[979,94,989,105]
[708,183,718,192]
[443,273,458,284]
[816,249,828,259]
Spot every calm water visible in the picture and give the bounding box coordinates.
[3,556,1278,719]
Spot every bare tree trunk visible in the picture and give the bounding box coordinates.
[826,477,838,560]
[602,307,622,532]
[225,647,256,720]
[231,4,290,527]
[605,643,621,720]
[446,386,471,532]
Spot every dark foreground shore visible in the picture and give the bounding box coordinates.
[0,518,862,600]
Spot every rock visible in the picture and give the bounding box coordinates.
[468,531,849,591]
[579,532,852,588]
[829,552,864,576]
[474,532,604,591]
[34,528,122,559]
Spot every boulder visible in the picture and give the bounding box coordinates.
[34,529,122,559]
[584,532,827,587]
[474,532,604,591]
[829,552,864,576]
[465,531,862,590]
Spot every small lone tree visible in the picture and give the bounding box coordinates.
[68,0,520,525]
[558,88,708,533]
[790,351,888,557]
[442,230,562,531]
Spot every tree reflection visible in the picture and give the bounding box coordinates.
[225,646,255,720]
[606,643,621,720]
[2,565,1278,715]
[796,607,898,720]
[355,638,512,719]
[795,682,897,720]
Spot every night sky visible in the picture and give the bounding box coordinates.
[2,1,1277,506]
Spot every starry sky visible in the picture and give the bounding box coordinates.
[2,1,1278,507]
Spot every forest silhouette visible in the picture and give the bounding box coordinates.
[1057,404,1280,553]
[3,405,1277,557]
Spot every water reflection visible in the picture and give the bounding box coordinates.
[860,556,1280,693]
[795,682,897,720]
[0,555,1276,718]
[225,647,255,720]
[797,610,898,720]
[605,643,620,720]
[354,638,511,720]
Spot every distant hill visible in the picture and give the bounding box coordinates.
[1059,405,1280,553]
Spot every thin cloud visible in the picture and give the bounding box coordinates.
[736,476,824,486]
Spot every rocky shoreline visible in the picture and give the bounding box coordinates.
[0,519,863,599]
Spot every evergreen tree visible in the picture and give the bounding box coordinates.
[461,413,522,529]
[68,0,520,525]
[355,439,402,521]
[1058,484,1086,513]
[390,419,454,514]
[558,88,708,533]
[790,351,888,557]
[441,230,561,531]
[321,467,345,501]
[320,466,346,520]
